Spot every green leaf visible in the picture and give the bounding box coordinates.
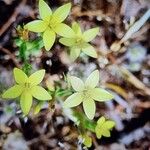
[54,23,75,38]
[82,43,97,58]
[26,38,44,52]
[63,93,83,108]
[19,42,27,62]
[70,76,84,91]
[20,91,32,115]
[31,86,52,100]
[59,38,76,46]
[51,3,71,24]
[72,22,82,35]
[83,99,95,120]
[85,70,99,88]
[25,20,47,32]
[2,85,23,99]
[39,0,52,21]
[91,88,114,101]
[13,68,28,84]
[83,27,99,42]
[70,47,81,61]
[28,69,45,86]
[43,28,56,50]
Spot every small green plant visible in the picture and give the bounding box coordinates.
[59,22,99,60]
[1,0,115,148]
[64,70,113,119]
[2,68,51,115]
[25,0,74,50]
[95,116,115,139]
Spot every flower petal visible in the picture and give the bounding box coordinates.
[82,43,97,58]
[101,129,110,137]
[70,76,84,91]
[59,38,76,46]
[72,22,82,35]
[28,70,45,86]
[91,88,114,101]
[83,27,99,42]
[25,20,47,32]
[70,47,81,61]
[63,92,83,108]
[85,70,99,88]
[95,126,102,139]
[43,28,56,50]
[54,23,75,38]
[51,3,71,24]
[13,68,28,84]
[83,99,95,120]
[39,0,52,21]
[31,86,52,100]
[20,91,32,115]
[2,85,23,99]
[97,116,106,125]
[104,121,115,129]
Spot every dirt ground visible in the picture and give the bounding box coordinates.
[0,0,150,150]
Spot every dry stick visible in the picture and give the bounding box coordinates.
[0,45,21,68]
[71,6,112,22]
[110,9,150,52]
[120,67,150,96]
[0,0,27,36]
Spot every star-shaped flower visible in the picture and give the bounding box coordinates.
[25,0,75,51]
[63,70,114,119]
[59,22,99,60]
[2,68,52,115]
[95,116,115,139]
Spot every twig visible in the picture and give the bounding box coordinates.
[120,67,150,96]
[0,45,21,68]
[71,6,112,22]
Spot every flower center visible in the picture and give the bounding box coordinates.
[24,82,31,89]
[76,37,83,44]
[82,89,91,99]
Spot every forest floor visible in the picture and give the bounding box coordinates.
[0,0,150,150]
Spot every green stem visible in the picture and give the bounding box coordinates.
[73,111,96,133]
[19,40,31,75]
